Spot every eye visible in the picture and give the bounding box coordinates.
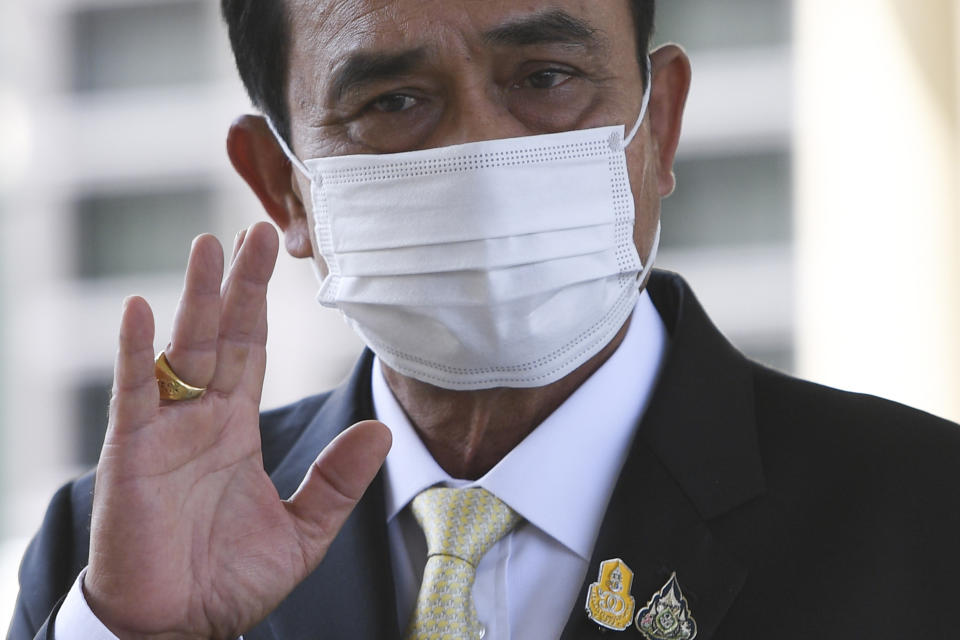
[370,93,419,113]
[520,69,574,90]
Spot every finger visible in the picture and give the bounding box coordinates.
[286,421,392,564]
[109,296,158,435]
[236,296,268,404]
[208,222,279,394]
[230,228,248,267]
[164,234,225,389]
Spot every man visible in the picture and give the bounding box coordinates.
[8,1,960,639]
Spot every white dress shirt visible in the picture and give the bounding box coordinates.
[53,292,665,639]
[379,291,666,639]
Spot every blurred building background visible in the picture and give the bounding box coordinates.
[1,0,958,625]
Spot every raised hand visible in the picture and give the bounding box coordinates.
[84,222,391,639]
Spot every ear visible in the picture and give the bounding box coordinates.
[226,115,313,258]
[648,45,692,197]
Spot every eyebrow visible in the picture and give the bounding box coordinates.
[326,10,603,104]
[482,9,605,49]
[328,48,427,102]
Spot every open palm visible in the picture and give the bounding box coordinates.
[84,223,391,639]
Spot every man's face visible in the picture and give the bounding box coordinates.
[282,0,671,271]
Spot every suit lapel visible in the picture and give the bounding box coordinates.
[560,441,748,640]
[246,352,399,640]
[562,272,766,639]
[243,272,765,639]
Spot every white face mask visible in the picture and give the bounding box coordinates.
[270,67,657,390]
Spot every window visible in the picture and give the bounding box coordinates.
[661,152,792,249]
[743,344,793,375]
[75,186,214,278]
[74,377,112,467]
[650,0,794,372]
[654,0,791,51]
[70,1,212,92]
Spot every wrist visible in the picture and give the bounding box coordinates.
[82,572,204,640]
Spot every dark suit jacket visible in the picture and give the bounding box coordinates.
[9,271,960,639]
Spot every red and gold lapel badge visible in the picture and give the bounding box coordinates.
[635,572,697,640]
[585,558,636,631]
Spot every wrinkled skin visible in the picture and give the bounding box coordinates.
[85,1,690,637]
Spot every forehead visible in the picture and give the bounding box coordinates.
[287,0,629,48]
[284,0,635,85]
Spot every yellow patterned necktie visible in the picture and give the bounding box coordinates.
[404,487,522,640]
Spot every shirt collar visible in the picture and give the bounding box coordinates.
[377,290,667,560]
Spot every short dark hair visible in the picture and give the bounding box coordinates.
[221,1,655,146]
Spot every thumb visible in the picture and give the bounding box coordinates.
[285,420,392,565]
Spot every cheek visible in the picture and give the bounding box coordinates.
[505,79,602,134]
[294,176,331,278]
[625,134,661,261]
[346,103,444,153]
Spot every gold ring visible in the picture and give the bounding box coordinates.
[155,352,206,401]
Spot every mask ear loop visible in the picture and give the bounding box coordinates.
[264,117,342,300]
[265,117,311,178]
[622,58,659,282]
[623,57,653,148]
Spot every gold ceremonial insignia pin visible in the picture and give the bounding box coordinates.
[585,558,636,631]
[635,573,697,640]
